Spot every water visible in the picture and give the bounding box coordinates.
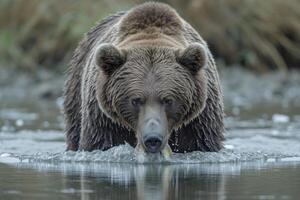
[0,68,300,199]
[1,161,300,200]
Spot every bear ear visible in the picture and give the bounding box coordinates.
[176,43,208,75]
[95,44,126,76]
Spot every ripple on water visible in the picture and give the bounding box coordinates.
[1,139,300,165]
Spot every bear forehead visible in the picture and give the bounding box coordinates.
[115,61,194,99]
[119,70,193,99]
[118,46,192,80]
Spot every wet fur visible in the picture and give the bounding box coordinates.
[64,2,224,152]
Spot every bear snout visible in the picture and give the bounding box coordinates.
[141,118,166,153]
[143,135,163,153]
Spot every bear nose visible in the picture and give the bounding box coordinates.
[144,135,162,153]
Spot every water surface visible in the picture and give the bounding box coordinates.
[1,161,300,200]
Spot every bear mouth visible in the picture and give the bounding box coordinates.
[135,142,172,162]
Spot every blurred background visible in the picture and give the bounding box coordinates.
[0,0,299,73]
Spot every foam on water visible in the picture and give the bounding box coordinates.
[1,124,300,165]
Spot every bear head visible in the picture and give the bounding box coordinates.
[95,43,208,154]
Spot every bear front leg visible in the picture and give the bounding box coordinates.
[65,121,81,151]
[78,115,115,151]
[64,89,82,151]
[79,129,115,151]
[78,108,136,151]
[79,125,135,151]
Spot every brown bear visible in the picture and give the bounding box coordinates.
[64,2,224,155]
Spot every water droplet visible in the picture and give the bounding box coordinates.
[15,119,24,127]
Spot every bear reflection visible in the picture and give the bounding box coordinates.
[62,163,228,200]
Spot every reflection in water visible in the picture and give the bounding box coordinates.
[18,162,229,200]
[0,161,296,200]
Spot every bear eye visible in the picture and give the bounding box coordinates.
[131,97,143,107]
[162,98,173,106]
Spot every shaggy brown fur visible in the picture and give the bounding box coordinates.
[64,2,224,152]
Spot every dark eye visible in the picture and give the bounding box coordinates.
[131,97,143,107]
[162,98,173,106]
